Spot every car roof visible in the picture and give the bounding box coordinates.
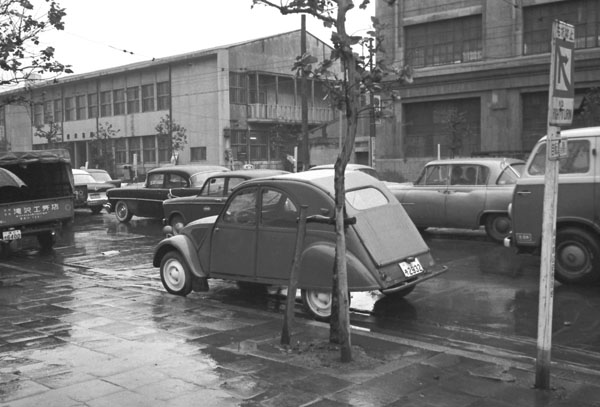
[85,168,109,174]
[310,163,375,171]
[425,157,525,166]
[538,126,600,141]
[242,169,383,196]
[210,169,289,178]
[147,165,230,176]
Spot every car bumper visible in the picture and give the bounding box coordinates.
[380,265,448,295]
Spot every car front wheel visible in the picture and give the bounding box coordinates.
[484,214,511,243]
[555,228,600,284]
[115,200,133,223]
[301,289,333,320]
[160,251,193,296]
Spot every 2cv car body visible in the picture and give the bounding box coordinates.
[153,170,446,319]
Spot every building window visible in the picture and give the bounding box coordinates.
[524,0,600,55]
[249,132,268,160]
[76,95,86,120]
[230,72,248,105]
[127,87,140,114]
[115,138,126,164]
[158,134,170,162]
[248,74,266,104]
[100,91,112,117]
[87,93,97,118]
[142,135,156,163]
[157,81,170,110]
[404,98,481,158]
[43,100,53,123]
[405,15,482,68]
[142,84,155,112]
[128,137,141,163]
[113,89,125,115]
[34,103,43,126]
[64,97,75,121]
[191,146,207,161]
[230,129,248,161]
[53,99,62,122]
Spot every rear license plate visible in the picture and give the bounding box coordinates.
[399,258,424,277]
[89,193,100,199]
[2,229,21,241]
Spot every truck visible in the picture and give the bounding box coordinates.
[506,126,600,284]
[0,149,75,255]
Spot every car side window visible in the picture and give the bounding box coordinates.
[227,177,246,192]
[418,165,448,185]
[222,187,257,225]
[260,188,298,228]
[148,173,164,188]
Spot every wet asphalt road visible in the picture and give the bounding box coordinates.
[4,210,600,372]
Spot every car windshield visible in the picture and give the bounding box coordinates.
[527,140,591,176]
[74,173,97,184]
[89,172,111,182]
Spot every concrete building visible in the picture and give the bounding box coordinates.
[0,30,336,178]
[374,0,600,181]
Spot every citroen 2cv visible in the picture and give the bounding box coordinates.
[153,170,447,319]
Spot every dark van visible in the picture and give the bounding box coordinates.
[507,126,600,284]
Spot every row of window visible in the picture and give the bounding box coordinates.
[34,82,171,126]
[404,0,599,68]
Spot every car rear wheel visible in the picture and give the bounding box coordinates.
[37,232,55,251]
[301,289,332,320]
[555,228,600,284]
[484,214,511,243]
[115,200,133,223]
[160,251,193,296]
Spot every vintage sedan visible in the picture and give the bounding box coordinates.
[86,168,122,188]
[105,165,229,222]
[163,169,289,232]
[153,170,447,319]
[72,168,113,214]
[388,157,525,242]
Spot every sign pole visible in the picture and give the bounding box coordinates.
[535,20,575,390]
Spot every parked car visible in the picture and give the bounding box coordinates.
[388,157,525,242]
[72,168,113,214]
[507,126,600,284]
[310,163,380,179]
[105,165,229,222]
[153,170,448,320]
[85,168,122,188]
[163,169,289,232]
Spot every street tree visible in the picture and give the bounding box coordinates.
[90,122,118,172]
[0,0,72,87]
[252,0,412,362]
[34,120,61,146]
[155,114,187,165]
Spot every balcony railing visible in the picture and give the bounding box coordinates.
[248,104,334,124]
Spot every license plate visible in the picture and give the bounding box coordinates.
[89,193,100,199]
[399,258,424,277]
[2,229,22,241]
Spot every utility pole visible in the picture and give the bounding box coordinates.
[368,37,375,167]
[301,14,309,171]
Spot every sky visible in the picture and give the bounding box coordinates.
[40,0,376,77]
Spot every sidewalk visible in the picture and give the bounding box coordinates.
[1,259,600,406]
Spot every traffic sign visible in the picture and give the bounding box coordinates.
[549,21,575,127]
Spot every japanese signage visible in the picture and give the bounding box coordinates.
[549,21,575,127]
[0,198,73,226]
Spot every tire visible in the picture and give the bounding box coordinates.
[301,289,333,320]
[37,232,56,251]
[169,215,185,235]
[484,214,511,243]
[90,206,103,215]
[160,251,193,296]
[555,228,600,285]
[381,284,416,299]
[115,200,133,223]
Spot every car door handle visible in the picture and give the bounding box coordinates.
[517,191,531,196]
